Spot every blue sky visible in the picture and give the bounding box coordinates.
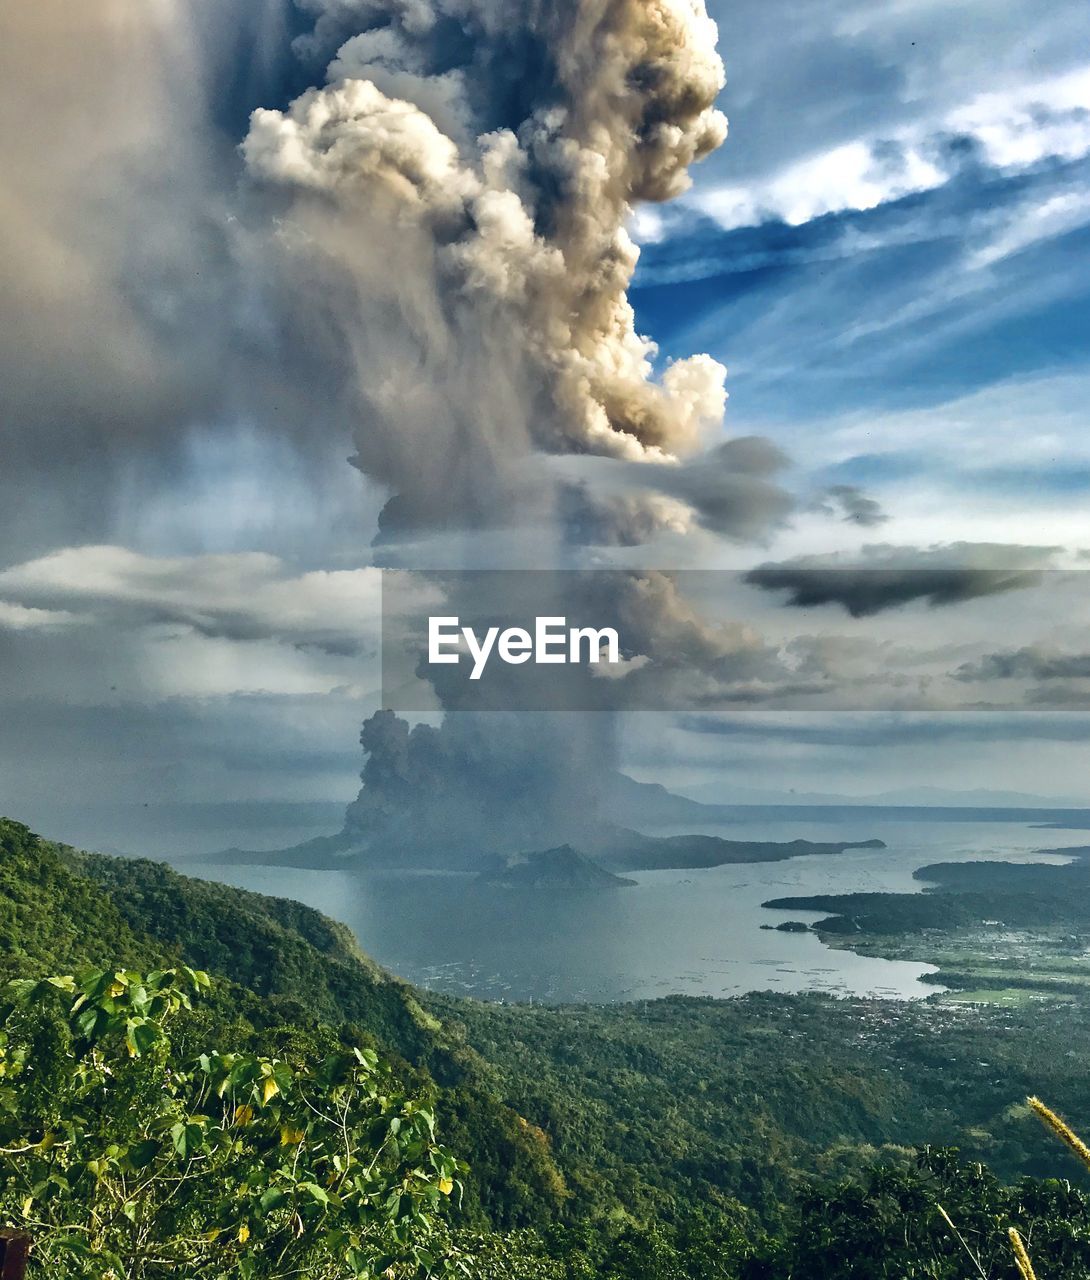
[630,0,1090,554]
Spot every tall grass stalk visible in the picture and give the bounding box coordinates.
[934,1204,988,1280]
[1028,1096,1090,1173]
[1008,1227,1038,1280]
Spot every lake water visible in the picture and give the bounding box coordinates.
[172,814,1077,1004]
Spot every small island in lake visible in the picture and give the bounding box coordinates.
[592,828,886,872]
[479,845,637,891]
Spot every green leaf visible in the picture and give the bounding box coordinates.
[75,1005,103,1038]
[258,1187,288,1215]
[346,1246,371,1275]
[126,1019,160,1057]
[170,1121,206,1160]
[126,1139,159,1170]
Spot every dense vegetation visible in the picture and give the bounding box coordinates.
[0,967,461,1277]
[765,847,1090,999]
[767,860,1090,935]
[6,816,1090,1276]
[0,818,567,1229]
[765,847,1090,935]
[430,990,1090,1213]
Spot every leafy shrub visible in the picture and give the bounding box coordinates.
[0,967,462,1279]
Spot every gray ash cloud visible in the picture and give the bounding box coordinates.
[745,543,1058,617]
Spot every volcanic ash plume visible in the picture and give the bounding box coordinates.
[237,0,750,863]
[242,0,730,532]
[342,709,617,864]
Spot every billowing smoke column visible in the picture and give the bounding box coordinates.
[341,708,617,864]
[240,0,741,862]
[243,0,731,534]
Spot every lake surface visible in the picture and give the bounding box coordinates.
[173,814,1077,1004]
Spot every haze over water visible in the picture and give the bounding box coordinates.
[173,812,1078,1004]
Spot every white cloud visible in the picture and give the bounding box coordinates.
[0,546,382,655]
[696,140,946,229]
[950,66,1090,169]
[0,547,386,709]
[969,189,1090,269]
[0,601,75,631]
[731,373,1090,562]
[692,64,1090,230]
[627,206,670,245]
[804,373,1090,473]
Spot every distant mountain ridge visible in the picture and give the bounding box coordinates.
[674,782,1090,809]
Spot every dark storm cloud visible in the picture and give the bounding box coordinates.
[0,0,345,560]
[663,438,795,537]
[810,485,888,527]
[956,646,1090,682]
[745,544,1058,616]
[560,436,795,546]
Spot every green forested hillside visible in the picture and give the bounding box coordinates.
[431,990,1090,1218]
[6,816,1090,1277]
[0,818,160,977]
[0,819,567,1230]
